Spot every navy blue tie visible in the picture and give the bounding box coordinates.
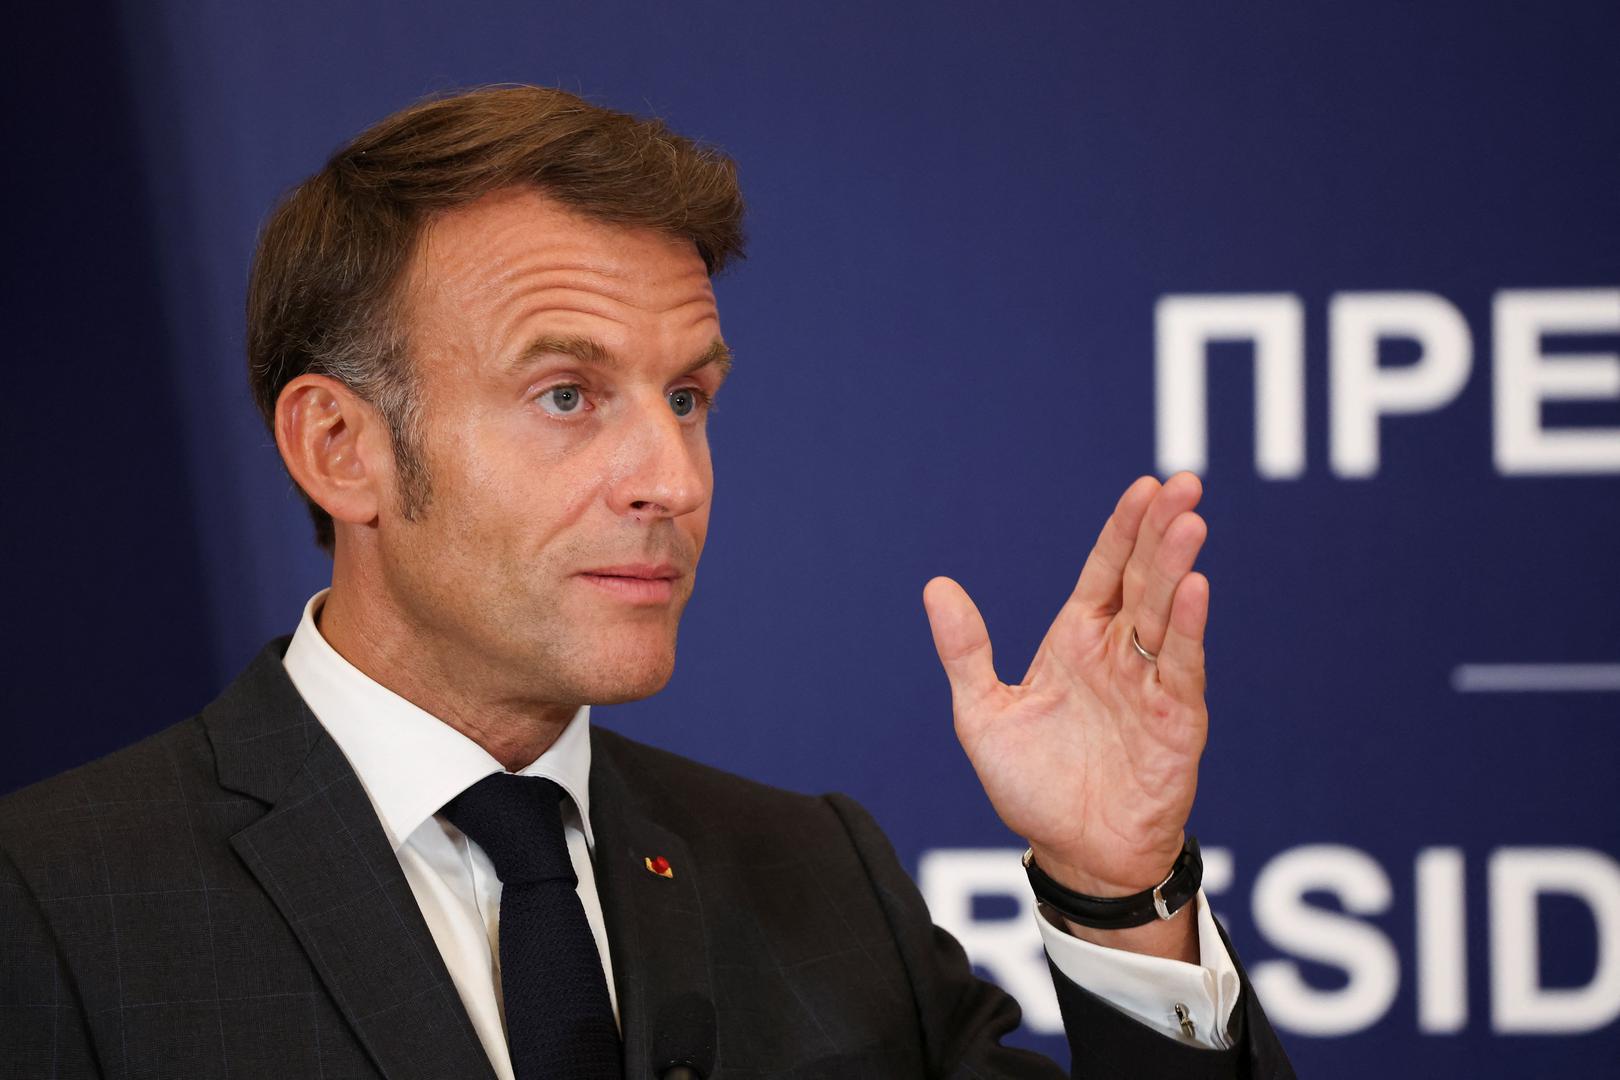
[442,773,622,1080]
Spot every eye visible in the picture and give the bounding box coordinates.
[668,387,707,418]
[538,384,586,416]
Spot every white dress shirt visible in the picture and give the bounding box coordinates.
[282,592,615,1080]
[1036,891,1240,1048]
[281,589,1238,1070]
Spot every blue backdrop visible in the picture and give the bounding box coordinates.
[5,3,1618,1075]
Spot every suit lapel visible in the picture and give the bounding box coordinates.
[205,641,496,1080]
[590,731,714,1080]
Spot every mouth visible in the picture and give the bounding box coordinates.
[576,563,683,605]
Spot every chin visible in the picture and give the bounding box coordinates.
[562,639,678,705]
[578,666,675,705]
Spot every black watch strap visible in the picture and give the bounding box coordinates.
[1023,836,1203,930]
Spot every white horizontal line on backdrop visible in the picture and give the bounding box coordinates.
[1451,664,1620,693]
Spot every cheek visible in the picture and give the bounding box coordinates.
[684,505,711,555]
[464,459,594,545]
[681,495,713,568]
[451,421,602,543]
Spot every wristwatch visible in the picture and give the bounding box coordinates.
[1023,836,1203,930]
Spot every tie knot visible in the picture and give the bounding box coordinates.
[441,773,576,887]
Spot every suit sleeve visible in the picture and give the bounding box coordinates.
[821,794,1295,1080]
[0,845,103,1080]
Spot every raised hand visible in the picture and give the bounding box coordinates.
[922,473,1210,958]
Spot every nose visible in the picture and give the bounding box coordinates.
[606,397,710,523]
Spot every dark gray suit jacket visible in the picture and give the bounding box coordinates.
[1,640,1293,1078]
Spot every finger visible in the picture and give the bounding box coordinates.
[1070,476,1160,615]
[922,576,999,709]
[1131,510,1207,655]
[1156,571,1209,706]
[1121,471,1203,615]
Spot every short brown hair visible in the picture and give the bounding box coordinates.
[246,85,747,551]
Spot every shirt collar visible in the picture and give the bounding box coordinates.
[280,589,595,854]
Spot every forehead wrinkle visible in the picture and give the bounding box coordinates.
[483,277,717,349]
[498,281,715,317]
[486,255,714,303]
[486,274,720,359]
[488,296,714,365]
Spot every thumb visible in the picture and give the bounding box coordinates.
[922,576,999,709]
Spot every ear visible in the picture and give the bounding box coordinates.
[274,375,389,532]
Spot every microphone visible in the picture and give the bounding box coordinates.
[652,992,716,1080]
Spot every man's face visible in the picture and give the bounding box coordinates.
[374,187,726,707]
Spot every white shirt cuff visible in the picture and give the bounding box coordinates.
[1036,888,1241,1050]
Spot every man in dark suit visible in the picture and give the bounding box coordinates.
[0,86,1293,1078]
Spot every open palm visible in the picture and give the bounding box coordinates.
[923,472,1211,898]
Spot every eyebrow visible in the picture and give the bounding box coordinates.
[508,335,733,381]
